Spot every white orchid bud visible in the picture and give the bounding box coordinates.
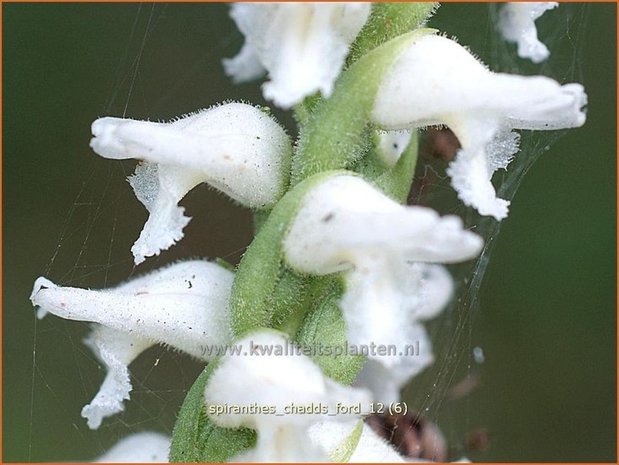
[498,2,558,63]
[30,260,234,428]
[283,175,482,394]
[376,129,413,167]
[90,102,292,264]
[224,3,372,109]
[204,331,371,462]
[94,432,170,463]
[372,34,587,220]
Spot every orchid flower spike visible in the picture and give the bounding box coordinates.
[284,175,483,400]
[372,34,587,220]
[30,260,234,429]
[498,2,558,63]
[90,102,292,264]
[204,331,371,462]
[224,3,372,109]
[94,432,170,463]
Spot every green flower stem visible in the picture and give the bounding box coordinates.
[291,29,435,186]
[349,3,439,64]
[296,276,366,385]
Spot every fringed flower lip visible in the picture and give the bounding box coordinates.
[204,331,372,462]
[283,175,483,401]
[371,34,587,220]
[90,102,292,264]
[224,3,372,109]
[30,260,234,429]
[498,2,559,63]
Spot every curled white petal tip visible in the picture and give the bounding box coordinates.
[204,331,370,461]
[94,432,170,462]
[91,103,291,263]
[31,260,234,428]
[226,3,371,108]
[498,2,558,63]
[372,34,587,219]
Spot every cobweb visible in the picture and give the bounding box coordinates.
[402,2,589,459]
[25,4,254,461]
[24,3,589,462]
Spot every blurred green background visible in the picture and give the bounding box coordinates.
[3,3,615,462]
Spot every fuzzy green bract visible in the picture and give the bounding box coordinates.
[169,361,256,462]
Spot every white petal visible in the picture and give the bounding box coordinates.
[372,34,587,219]
[127,162,195,264]
[376,129,413,167]
[412,263,454,321]
[355,325,434,404]
[498,2,558,63]
[204,331,370,462]
[222,42,266,84]
[447,130,520,220]
[284,175,483,276]
[90,103,291,263]
[31,260,234,361]
[447,148,510,220]
[94,431,170,462]
[81,325,152,429]
[226,3,371,108]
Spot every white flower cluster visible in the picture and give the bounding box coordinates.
[29,3,587,462]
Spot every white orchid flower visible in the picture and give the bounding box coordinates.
[90,102,292,264]
[94,431,170,463]
[498,2,559,63]
[204,331,371,462]
[372,34,587,220]
[30,260,234,429]
[224,3,372,109]
[283,175,482,395]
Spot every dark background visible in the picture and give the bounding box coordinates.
[3,3,616,461]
